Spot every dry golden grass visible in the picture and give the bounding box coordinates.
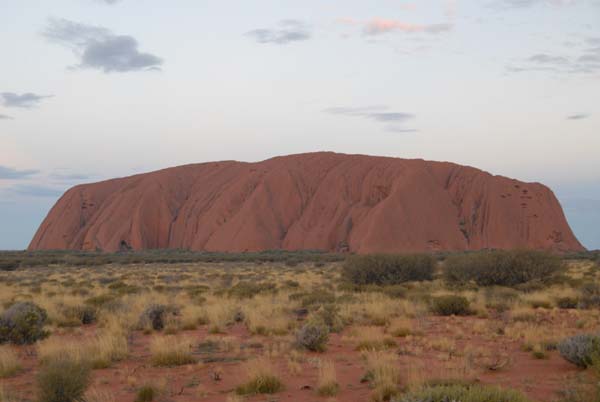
[84,388,116,402]
[236,357,283,395]
[363,350,400,402]
[317,359,339,396]
[150,335,195,367]
[351,326,397,351]
[242,298,292,336]
[0,346,21,378]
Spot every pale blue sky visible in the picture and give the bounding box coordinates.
[1,0,599,250]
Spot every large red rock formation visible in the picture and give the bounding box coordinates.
[29,152,584,253]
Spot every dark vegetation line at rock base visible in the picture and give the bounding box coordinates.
[0,248,598,271]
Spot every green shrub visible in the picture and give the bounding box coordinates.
[395,383,532,402]
[36,356,91,402]
[295,321,329,352]
[558,333,600,368]
[443,250,563,287]
[0,302,48,345]
[430,295,471,316]
[342,254,435,286]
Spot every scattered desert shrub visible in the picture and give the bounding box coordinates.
[443,250,563,287]
[317,359,339,396]
[578,283,600,309]
[235,357,283,395]
[0,346,21,378]
[295,321,329,352]
[0,302,48,344]
[36,355,92,402]
[343,254,435,286]
[558,333,600,368]
[149,336,195,366]
[139,304,180,331]
[395,383,532,402]
[430,295,471,316]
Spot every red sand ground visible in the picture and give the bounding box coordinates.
[29,152,582,253]
[4,312,587,402]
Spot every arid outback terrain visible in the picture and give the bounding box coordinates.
[1,250,599,402]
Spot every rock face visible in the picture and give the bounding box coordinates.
[29,152,584,253]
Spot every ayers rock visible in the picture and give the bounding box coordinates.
[29,152,584,253]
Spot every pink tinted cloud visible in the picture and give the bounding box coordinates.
[364,18,452,35]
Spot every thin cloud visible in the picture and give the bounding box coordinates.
[50,172,94,182]
[494,0,576,8]
[10,184,63,198]
[1,92,53,108]
[0,114,13,120]
[324,106,417,133]
[43,18,163,73]
[528,54,569,64]
[0,166,39,180]
[567,114,589,120]
[363,18,452,36]
[508,38,600,74]
[246,20,311,45]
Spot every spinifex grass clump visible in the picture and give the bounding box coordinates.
[149,336,195,367]
[343,254,435,286]
[235,357,283,395]
[36,355,92,402]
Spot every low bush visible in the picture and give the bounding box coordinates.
[430,295,471,316]
[558,333,600,368]
[342,254,435,286]
[139,304,180,331]
[443,250,563,287]
[36,355,91,402]
[395,383,532,402]
[0,302,48,344]
[295,321,329,352]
